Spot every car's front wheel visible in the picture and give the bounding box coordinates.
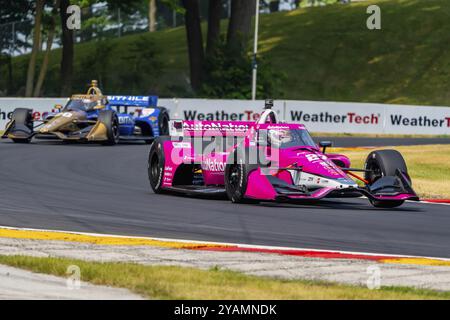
[98,110,119,145]
[364,149,409,208]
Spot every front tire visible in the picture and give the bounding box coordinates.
[98,110,119,145]
[9,108,33,143]
[224,149,259,204]
[364,149,410,184]
[364,149,409,208]
[369,199,404,208]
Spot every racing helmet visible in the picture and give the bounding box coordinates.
[268,128,292,147]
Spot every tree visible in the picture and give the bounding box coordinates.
[226,0,256,53]
[206,0,222,57]
[148,0,157,32]
[34,0,60,97]
[25,0,45,97]
[181,0,204,92]
[59,0,73,96]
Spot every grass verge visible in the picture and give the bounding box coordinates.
[331,144,450,199]
[0,255,449,300]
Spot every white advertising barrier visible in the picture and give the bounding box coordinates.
[168,99,450,135]
[0,98,67,129]
[162,98,284,122]
[0,98,449,135]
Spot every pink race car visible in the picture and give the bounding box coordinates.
[148,101,419,208]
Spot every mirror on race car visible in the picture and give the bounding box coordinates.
[319,141,333,153]
[54,104,63,110]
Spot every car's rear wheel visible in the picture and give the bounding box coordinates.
[148,136,170,193]
[364,149,409,208]
[158,110,170,136]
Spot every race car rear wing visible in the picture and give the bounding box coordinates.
[107,95,158,108]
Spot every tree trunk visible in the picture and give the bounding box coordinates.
[206,0,222,57]
[25,0,44,97]
[148,0,157,32]
[60,0,73,96]
[181,0,204,92]
[33,0,59,97]
[226,0,256,53]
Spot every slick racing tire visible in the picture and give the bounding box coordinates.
[224,149,259,204]
[148,136,171,193]
[364,149,409,208]
[364,149,410,184]
[158,108,170,136]
[10,108,33,143]
[98,110,120,145]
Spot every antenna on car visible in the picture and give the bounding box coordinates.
[264,99,273,109]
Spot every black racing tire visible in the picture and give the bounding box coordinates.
[148,136,171,194]
[364,149,410,184]
[224,149,259,204]
[364,149,409,208]
[158,108,170,136]
[98,110,119,145]
[10,108,33,143]
[369,200,404,208]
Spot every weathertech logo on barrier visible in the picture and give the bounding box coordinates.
[390,115,450,127]
[290,111,380,125]
[0,108,54,121]
[184,110,261,121]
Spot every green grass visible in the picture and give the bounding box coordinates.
[333,144,450,199]
[0,255,449,299]
[3,0,450,106]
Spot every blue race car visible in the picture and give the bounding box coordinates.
[2,80,170,145]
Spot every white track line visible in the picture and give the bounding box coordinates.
[0,225,449,262]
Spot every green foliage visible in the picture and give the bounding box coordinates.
[200,39,285,99]
[75,36,163,95]
[119,36,164,94]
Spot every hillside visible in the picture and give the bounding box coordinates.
[2,0,450,105]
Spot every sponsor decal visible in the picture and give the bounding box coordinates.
[141,108,155,117]
[172,142,191,148]
[118,116,134,125]
[107,96,149,103]
[183,121,250,132]
[201,158,225,172]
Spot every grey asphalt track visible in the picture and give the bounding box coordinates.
[0,139,449,258]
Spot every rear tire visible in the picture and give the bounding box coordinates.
[9,108,33,143]
[98,110,119,145]
[158,109,170,136]
[148,136,171,193]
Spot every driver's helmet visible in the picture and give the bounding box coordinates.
[268,129,292,146]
